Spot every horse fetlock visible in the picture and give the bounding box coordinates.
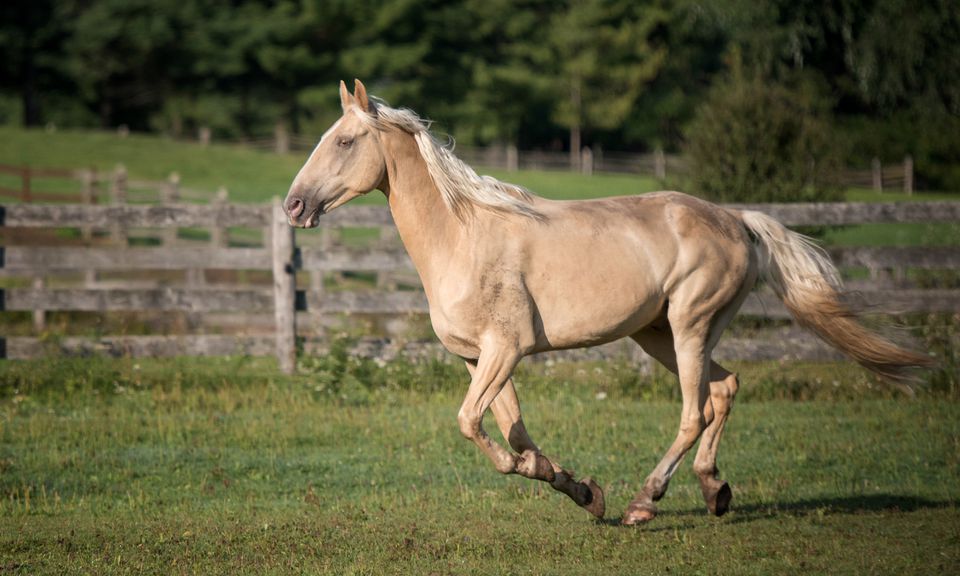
[622,498,658,525]
[550,471,605,518]
[692,461,719,479]
[516,450,555,482]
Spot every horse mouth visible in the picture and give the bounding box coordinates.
[291,201,326,229]
[304,207,322,228]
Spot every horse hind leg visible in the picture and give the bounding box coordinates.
[623,326,741,522]
[490,377,605,518]
[623,324,712,525]
[694,365,739,516]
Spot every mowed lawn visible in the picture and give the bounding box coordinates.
[1,357,958,575]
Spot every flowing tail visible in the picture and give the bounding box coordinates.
[738,210,933,381]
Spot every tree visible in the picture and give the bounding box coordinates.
[685,68,842,203]
[548,0,667,167]
[0,0,73,126]
[457,0,556,147]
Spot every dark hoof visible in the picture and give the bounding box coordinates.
[580,477,605,519]
[622,501,657,525]
[701,480,732,516]
[711,482,732,516]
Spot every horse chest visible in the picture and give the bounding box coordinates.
[426,280,537,360]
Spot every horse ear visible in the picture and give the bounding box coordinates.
[339,80,352,111]
[354,79,370,113]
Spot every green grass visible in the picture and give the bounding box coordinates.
[1,356,958,574]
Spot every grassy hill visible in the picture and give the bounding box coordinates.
[0,127,663,204]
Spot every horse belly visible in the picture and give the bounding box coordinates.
[530,264,665,351]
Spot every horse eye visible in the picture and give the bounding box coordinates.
[338,137,354,149]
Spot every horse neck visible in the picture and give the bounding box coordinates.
[379,129,463,286]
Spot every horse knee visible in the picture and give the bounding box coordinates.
[678,414,706,442]
[716,373,739,400]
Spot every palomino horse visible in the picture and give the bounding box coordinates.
[284,80,930,524]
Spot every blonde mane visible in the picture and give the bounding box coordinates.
[355,100,545,222]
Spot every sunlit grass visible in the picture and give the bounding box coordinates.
[0,355,958,574]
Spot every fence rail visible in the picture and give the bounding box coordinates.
[2,199,958,370]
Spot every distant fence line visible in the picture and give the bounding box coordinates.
[2,190,959,370]
[211,134,918,194]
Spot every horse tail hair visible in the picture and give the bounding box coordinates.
[737,210,933,382]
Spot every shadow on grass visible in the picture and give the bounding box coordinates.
[595,494,955,530]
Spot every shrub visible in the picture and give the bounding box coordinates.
[684,72,842,203]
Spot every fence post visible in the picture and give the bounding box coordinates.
[274,122,290,155]
[80,168,97,285]
[210,187,229,248]
[80,169,96,242]
[110,165,128,246]
[871,157,883,192]
[506,144,518,172]
[272,197,297,374]
[581,146,593,176]
[904,155,913,195]
[32,277,45,332]
[594,144,603,172]
[654,147,666,181]
[162,172,180,245]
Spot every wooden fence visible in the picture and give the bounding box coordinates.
[453,146,918,194]
[2,194,959,371]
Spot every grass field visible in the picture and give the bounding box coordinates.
[1,356,959,574]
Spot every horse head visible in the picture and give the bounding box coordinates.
[284,79,385,228]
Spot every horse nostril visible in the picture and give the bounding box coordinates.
[286,197,304,218]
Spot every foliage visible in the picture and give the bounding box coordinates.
[684,70,843,203]
[0,0,957,190]
[919,313,960,396]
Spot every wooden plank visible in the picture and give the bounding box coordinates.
[4,201,960,230]
[309,205,395,227]
[2,203,271,228]
[714,328,843,362]
[3,335,273,360]
[303,290,429,314]
[272,197,297,374]
[738,289,960,318]
[830,246,960,268]
[3,246,272,270]
[298,247,413,271]
[29,166,79,178]
[2,288,274,312]
[728,201,960,226]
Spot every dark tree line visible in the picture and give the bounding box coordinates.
[1,0,958,190]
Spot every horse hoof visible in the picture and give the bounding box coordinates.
[622,502,657,526]
[580,477,605,519]
[710,482,732,517]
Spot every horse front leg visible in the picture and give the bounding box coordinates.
[489,375,605,518]
[456,348,529,477]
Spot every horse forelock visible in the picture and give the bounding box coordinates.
[354,100,545,223]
